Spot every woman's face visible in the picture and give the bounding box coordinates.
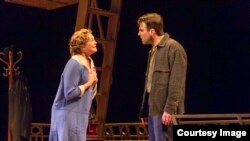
[82,34,97,56]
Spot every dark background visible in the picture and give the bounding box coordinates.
[0,0,249,140]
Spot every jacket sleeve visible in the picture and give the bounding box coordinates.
[164,43,187,114]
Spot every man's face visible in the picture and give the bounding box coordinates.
[138,22,153,45]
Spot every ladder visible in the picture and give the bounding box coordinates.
[75,0,122,139]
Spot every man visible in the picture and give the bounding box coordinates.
[138,13,187,141]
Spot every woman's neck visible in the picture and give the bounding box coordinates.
[72,54,89,66]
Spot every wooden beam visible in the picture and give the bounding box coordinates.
[5,0,78,10]
[75,0,90,30]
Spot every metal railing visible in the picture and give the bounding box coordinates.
[103,122,148,140]
[30,122,148,141]
[30,114,250,140]
[172,113,250,125]
[30,123,50,141]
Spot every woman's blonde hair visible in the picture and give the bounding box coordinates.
[69,28,92,56]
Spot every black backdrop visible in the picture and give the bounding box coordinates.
[0,0,249,140]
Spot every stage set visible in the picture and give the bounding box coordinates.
[1,0,249,141]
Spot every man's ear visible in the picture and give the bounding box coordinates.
[149,28,156,35]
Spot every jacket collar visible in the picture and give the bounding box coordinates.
[157,33,170,48]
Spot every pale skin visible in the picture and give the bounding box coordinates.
[73,33,98,97]
[138,22,172,126]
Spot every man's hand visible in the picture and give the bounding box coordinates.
[162,112,172,125]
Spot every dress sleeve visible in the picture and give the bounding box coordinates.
[62,61,83,101]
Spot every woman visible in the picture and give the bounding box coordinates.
[49,28,98,141]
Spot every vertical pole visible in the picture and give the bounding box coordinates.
[8,51,14,89]
[8,50,14,141]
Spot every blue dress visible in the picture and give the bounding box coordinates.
[49,59,94,141]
